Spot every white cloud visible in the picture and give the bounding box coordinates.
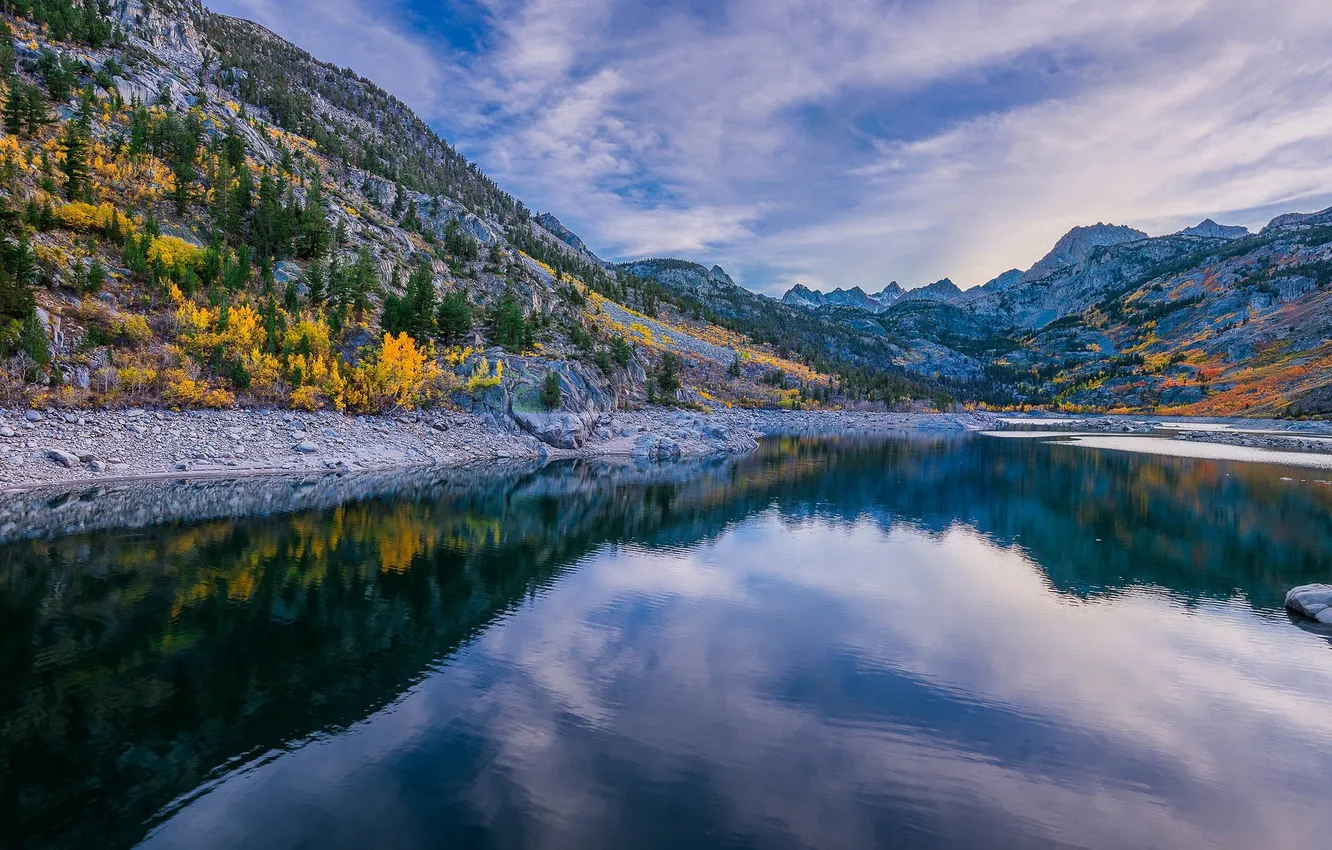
[206,0,1332,294]
[205,0,448,115]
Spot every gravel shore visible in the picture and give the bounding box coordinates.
[0,406,1003,491]
[8,405,1327,494]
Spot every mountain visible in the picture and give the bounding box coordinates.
[763,211,1332,413]
[897,278,963,305]
[1178,219,1249,240]
[1023,223,1148,281]
[2,0,1329,419]
[0,0,921,431]
[535,213,610,268]
[780,283,902,312]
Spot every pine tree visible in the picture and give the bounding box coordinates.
[212,154,234,234]
[402,260,436,341]
[23,86,44,135]
[436,290,472,346]
[226,163,252,243]
[305,260,326,306]
[19,309,48,365]
[283,277,300,314]
[298,169,329,258]
[488,289,531,353]
[4,77,23,136]
[59,121,90,200]
[350,246,378,318]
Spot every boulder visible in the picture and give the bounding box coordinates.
[294,441,319,454]
[1285,584,1332,624]
[24,410,42,422]
[479,357,616,450]
[633,435,682,463]
[46,449,81,468]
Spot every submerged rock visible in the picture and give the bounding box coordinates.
[1285,584,1332,624]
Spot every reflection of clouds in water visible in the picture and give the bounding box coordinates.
[464,513,1332,849]
[143,510,1332,850]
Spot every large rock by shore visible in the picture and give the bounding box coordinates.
[1286,585,1332,624]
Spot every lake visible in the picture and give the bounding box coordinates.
[4,434,1332,849]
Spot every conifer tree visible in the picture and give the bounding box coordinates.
[305,260,326,306]
[19,309,48,365]
[4,77,24,135]
[59,121,90,200]
[436,290,472,346]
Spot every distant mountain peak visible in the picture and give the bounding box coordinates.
[896,278,963,305]
[1025,223,1148,281]
[536,212,609,267]
[873,282,905,301]
[709,265,736,286]
[780,281,906,313]
[1178,219,1249,240]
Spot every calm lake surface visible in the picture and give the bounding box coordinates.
[5,434,1332,849]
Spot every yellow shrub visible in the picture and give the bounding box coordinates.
[285,316,333,358]
[164,369,207,405]
[53,201,129,233]
[149,235,204,268]
[465,356,503,393]
[629,323,655,344]
[115,314,153,346]
[289,385,323,410]
[344,333,441,412]
[243,347,283,399]
[117,365,157,396]
[203,388,235,408]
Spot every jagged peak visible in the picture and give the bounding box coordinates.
[1024,223,1148,281]
[1178,219,1249,240]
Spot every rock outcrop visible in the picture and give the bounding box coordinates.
[1286,584,1332,624]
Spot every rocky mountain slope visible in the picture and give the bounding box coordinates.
[2,0,1327,424]
[1,0,952,451]
[774,211,1332,415]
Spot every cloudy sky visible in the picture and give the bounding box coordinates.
[206,0,1332,294]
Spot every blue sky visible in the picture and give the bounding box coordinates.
[207,0,1332,294]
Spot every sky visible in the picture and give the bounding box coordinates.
[205,0,1332,295]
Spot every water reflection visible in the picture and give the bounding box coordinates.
[3,436,1332,849]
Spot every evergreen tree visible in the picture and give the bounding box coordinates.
[23,86,45,135]
[19,309,48,365]
[4,77,24,136]
[283,277,300,314]
[656,352,683,397]
[212,154,234,234]
[252,168,289,260]
[541,371,563,410]
[728,353,743,378]
[58,121,90,200]
[349,247,378,318]
[304,260,326,307]
[298,167,328,258]
[435,290,472,346]
[227,163,253,242]
[487,289,531,352]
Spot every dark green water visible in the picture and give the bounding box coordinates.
[4,435,1332,849]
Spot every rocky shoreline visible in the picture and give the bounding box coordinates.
[6,405,1332,494]
[0,406,1002,491]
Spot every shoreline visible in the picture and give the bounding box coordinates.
[0,406,1002,493]
[3,405,1332,495]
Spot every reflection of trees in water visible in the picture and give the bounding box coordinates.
[2,437,1329,848]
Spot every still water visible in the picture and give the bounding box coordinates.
[4,435,1332,849]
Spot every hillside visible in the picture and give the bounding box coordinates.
[1,0,1329,426]
[780,213,1332,416]
[0,0,917,448]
